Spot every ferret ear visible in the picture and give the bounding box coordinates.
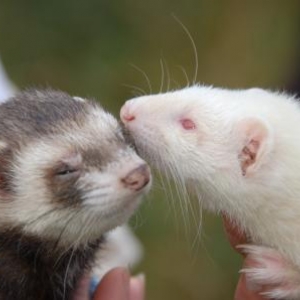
[237,118,272,177]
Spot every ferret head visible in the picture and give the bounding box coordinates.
[0,90,151,248]
[120,86,285,213]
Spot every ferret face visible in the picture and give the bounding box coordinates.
[121,86,276,211]
[121,87,239,179]
[0,90,151,246]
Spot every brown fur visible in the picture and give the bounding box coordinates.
[0,227,104,300]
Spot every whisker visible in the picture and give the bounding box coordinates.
[156,153,180,233]
[24,208,59,227]
[17,208,61,255]
[131,209,146,230]
[192,188,216,266]
[189,199,203,261]
[56,211,97,271]
[159,59,165,93]
[165,165,190,237]
[167,163,190,237]
[122,84,146,96]
[172,14,198,84]
[151,180,167,192]
[82,197,108,204]
[52,209,82,253]
[163,177,180,234]
[177,174,203,255]
[134,91,143,97]
[171,79,180,90]
[176,65,190,87]
[62,246,76,300]
[83,190,109,200]
[158,148,204,251]
[82,185,110,193]
[72,214,92,249]
[162,58,171,92]
[191,201,203,250]
[130,63,153,94]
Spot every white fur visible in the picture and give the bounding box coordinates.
[72,96,86,102]
[121,85,300,299]
[92,225,143,278]
[239,245,300,299]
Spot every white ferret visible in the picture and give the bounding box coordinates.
[121,86,300,299]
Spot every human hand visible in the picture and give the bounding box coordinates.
[223,216,265,300]
[72,267,145,300]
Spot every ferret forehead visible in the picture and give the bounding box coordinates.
[14,139,70,172]
[15,128,128,168]
[0,89,121,146]
[88,105,119,129]
[176,85,238,102]
[14,106,125,164]
[78,105,121,144]
[128,89,197,111]
[147,86,273,103]
[0,89,90,140]
[133,85,229,104]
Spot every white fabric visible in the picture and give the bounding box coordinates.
[0,56,16,103]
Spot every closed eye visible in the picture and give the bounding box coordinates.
[53,152,82,178]
[56,168,78,176]
[54,164,80,177]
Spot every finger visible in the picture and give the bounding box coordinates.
[235,273,265,300]
[129,274,145,300]
[93,267,130,300]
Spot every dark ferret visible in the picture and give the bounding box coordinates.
[0,89,151,300]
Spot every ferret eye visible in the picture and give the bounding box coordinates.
[180,118,196,130]
[54,152,82,178]
[56,168,77,176]
[55,165,80,177]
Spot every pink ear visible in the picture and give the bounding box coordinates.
[237,119,271,176]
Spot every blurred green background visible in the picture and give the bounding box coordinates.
[1,1,300,299]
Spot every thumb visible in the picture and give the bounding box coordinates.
[93,267,130,300]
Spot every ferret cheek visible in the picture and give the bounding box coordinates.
[179,119,196,130]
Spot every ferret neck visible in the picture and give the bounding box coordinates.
[0,227,104,300]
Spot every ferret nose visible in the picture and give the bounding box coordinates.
[121,164,150,191]
[120,102,135,123]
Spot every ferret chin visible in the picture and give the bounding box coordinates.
[121,85,300,299]
[0,89,151,300]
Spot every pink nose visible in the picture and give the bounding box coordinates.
[120,102,135,123]
[121,164,150,191]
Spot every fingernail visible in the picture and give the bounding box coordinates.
[130,273,145,300]
[135,273,145,284]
